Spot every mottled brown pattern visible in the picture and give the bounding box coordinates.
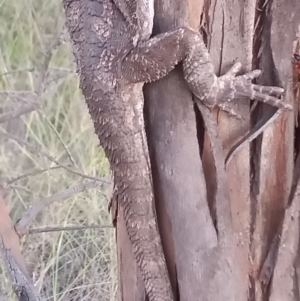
[62,0,292,300]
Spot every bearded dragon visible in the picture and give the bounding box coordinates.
[62,0,290,300]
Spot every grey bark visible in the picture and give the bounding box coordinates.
[261,0,300,300]
[144,1,216,300]
[145,0,300,301]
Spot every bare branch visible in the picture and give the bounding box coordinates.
[3,185,32,194]
[15,180,107,236]
[0,237,42,301]
[0,68,35,77]
[0,91,37,103]
[2,131,111,184]
[5,166,62,185]
[0,103,40,124]
[27,224,113,234]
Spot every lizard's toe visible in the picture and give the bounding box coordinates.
[252,84,284,97]
[240,69,262,81]
[237,89,292,110]
[225,62,243,76]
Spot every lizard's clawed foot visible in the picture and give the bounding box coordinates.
[215,62,292,110]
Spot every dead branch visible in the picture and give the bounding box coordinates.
[3,185,32,194]
[4,166,61,185]
[15,180,107,236]
[27,224,113,234]
[2,131,111,184]
[0,103,40,124]
[0,68,35,77]
[0,91,37,103]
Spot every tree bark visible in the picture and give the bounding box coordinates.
[261,1,300,300]
[144,0,251,300]
[104,0,300,300]
[144,0,219,300]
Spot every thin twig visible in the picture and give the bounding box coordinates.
[0,68,35,77]
[3,185,32,194]
[2,131,110,184]
[5,166,61,185]
[0,103,40,124]
[48,67,75,73]
[0,91,37,103]
[27,224,113,234]
[15,180,106,236]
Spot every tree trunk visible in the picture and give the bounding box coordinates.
[117,0,300,301]
[58,0,299,300]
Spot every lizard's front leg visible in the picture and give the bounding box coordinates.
[121,27,216,96]
[120,27,290,110]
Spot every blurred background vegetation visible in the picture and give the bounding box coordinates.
[0,0,116,300]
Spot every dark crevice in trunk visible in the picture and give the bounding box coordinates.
[195,103,205,157]
[249,0,267,270]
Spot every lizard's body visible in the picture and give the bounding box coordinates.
[62,0,291,300]
[63,1,174,300]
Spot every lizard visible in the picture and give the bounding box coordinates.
[62,0,290,300]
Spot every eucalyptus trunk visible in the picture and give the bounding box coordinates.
[113,0,300,300]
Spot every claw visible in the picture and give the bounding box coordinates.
[226,62,243,76]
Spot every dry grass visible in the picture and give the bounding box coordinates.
[0,0,117,300]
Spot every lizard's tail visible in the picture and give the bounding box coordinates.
[97,114,174,301]
[113,133,174,301]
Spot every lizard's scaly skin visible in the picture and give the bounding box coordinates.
[62,0,290,300]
